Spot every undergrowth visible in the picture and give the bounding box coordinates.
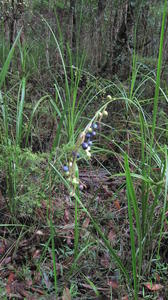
[0,2,168,299]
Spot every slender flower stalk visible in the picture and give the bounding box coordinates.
[62,100,110,196]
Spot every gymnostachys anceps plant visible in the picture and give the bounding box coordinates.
[49,91,152,298]
[62,106,108,260]
[54,82,166,298]
[50,100,132,289]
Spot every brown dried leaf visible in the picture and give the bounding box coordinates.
[121,296,129,300]
[144,282,163,291]
[0,241,5,255]
[26,279,33,287]
[32,249,41,259]
[82,217,90,229]
[108,229,116,244]
[8,272,15,284]
[108,280,118,289]
[102,185,113,196]
[64,209,70,223]
[30,287,45,295]
[155,273,160,282]
[114,200,121,210]
[6,272,15,295]
[1,256,11,266]
[67,237,73,246]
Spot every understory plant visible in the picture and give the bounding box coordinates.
[48,2,168,296]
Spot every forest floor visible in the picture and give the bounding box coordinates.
[0,142,168,300]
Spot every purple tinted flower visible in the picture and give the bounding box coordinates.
[63,165,69,172]
[92,123,98,130]
[82,142,88,150]
[91,131,96,137]
[86,133,91,139]
[79,184,84,191]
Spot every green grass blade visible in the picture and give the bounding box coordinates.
[16,77,26,146]
[74,163,79,260]
[157,145,168,255]
[0,29,21,89]
[42,18,71,139]
[126,188,138,299]
[0,90,8,142]
[83,275,100,297]
[139,111,148,237]
[50,219,58,298]
[124,155,142,280]
[150,0,167,153]
[25,95,49,146]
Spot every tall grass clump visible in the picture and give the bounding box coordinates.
[0,31,21,215]
[40,16,124,297]
[91,2,167,298]
[48,1,167,296]
[0,34,50,215]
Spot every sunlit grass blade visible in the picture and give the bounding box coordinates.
[0,90,8,143]
[139,111,148,237]
[16,77,26,146]
[124,155,142,282]
[83,275,100,297]
[0,29,21,89]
